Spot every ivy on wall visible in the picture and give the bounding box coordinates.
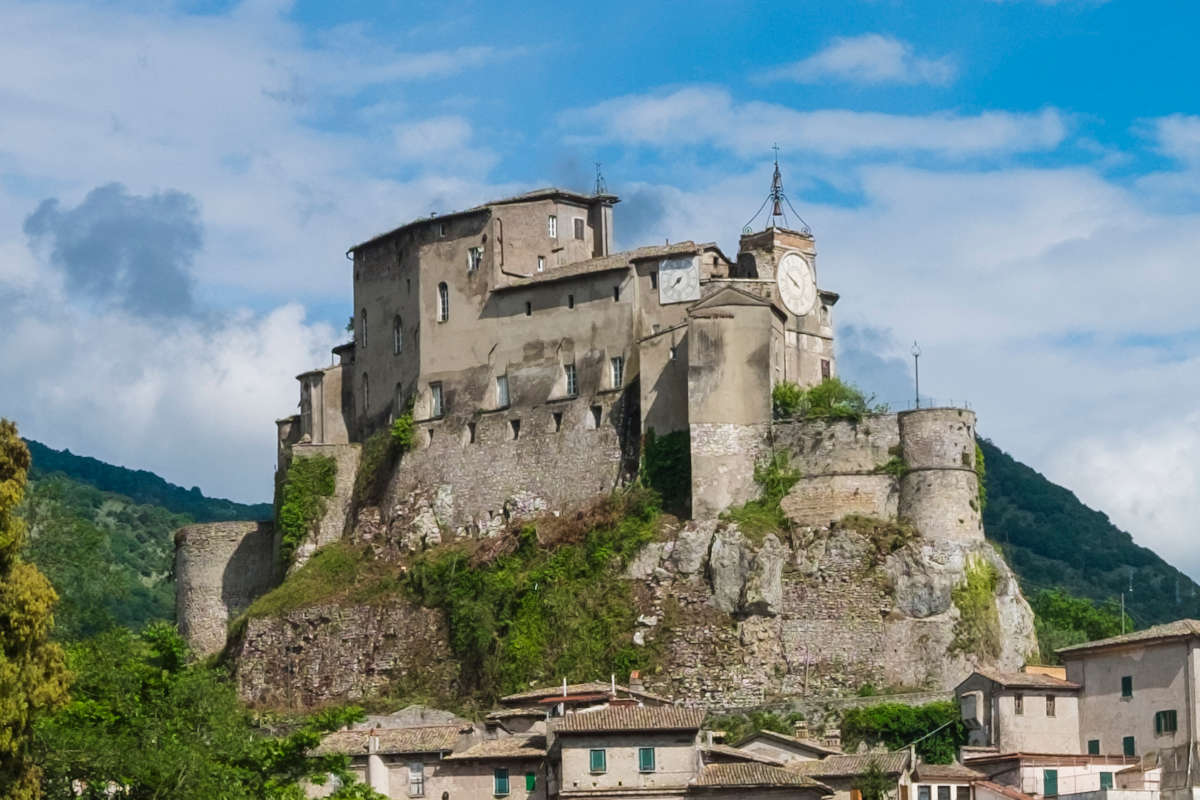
[640,429,691,517]
[277,455,336,567]
[950,556,1002,659]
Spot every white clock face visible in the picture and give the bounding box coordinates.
[777,252,816,315]
[658,255,700,304]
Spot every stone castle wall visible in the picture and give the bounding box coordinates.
[175,521,279,657]
[289,442,361,571]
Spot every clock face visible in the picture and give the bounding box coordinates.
[658,255,700,304]
[777,252,817,315]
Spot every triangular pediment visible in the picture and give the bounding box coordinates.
[688,283,786,320]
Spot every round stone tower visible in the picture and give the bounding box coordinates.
[897,408,983,542]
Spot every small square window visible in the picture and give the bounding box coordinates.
[1156,709,1178,735]
[589,748,606,773]
[1087,739,1100,755]
[547,215,557,238]
[1123,736,1136,757]
[638,747,655,772]
[1121,676,1133,698]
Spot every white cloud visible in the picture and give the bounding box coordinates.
[1148,114,1200,164]
[563,87,1066,158]
[763,34,956,86]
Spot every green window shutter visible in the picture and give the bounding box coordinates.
[494,767,509,796]
[639,747,655,772]
[525,772,536,792]
[1156,712,1163,735]
[1100,773,1113,790]
[1123,736,1136,756]
[1087,739,1100,755]
[1044,769,1058,797]
[1121,676,1133,697]
[590,749,607,772]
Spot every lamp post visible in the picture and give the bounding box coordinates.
[911,341,922,410]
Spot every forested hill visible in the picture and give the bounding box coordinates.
[24,438,271,522]
[980,438,1200,627]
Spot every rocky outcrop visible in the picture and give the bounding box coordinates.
[229,601,458,708]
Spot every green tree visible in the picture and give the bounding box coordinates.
[1030,589,1130,664]
[855,758,895,800]
[35,623,383,799]
[0,419,69,799]
[841,701,965,764]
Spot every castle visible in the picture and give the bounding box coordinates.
[177,167,999,678]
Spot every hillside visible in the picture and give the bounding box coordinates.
[980,438,1200,627]
[19,439,272,638]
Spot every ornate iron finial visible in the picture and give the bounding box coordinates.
[594,162,607,195]
[743,146,811,234]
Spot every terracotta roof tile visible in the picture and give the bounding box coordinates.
[702,744,785,766]
[691,763,832,791]
[494,242,717,290]
[1057,620,1200,655]
[739,729,843,755]
[970,668,1080,690]
[791,752,910,778]
[976,781,1038,800]
[312,724,462,756]
[914,762,986,782]
[486,707,546,720]
[554,706,705,734]
[443,735,547,761]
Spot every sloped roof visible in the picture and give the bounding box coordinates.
[913,762,986,782]
[975,781,1037,800]
[494,241,714,290]
[691,763,833,791]
[703,744,786,766]
[969,668,1080,691]
[500,681,669,705]
[554,706,706,735]
[791,752,910,778]
[1057,620,1200,656]
[311,725,461,756]
[443,735,547,761]
[739,729,843,756]
[487,706,546,720]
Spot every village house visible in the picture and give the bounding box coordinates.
[735,723,843,766]
[956,668,1083,755]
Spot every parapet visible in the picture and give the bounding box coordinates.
[897,408,982,542]
[175,520,279,657]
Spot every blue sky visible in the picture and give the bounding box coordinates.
[1,0,1199,578]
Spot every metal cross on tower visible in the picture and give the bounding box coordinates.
[744,145,811,234]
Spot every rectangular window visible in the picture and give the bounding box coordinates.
[573,217,585,240]
[525,773,536,792]
[638,747,655,772]
[494,767,509,796]
[956,787,970,800]
[613,285,620,302]
[547,215,557,238]
[409,762,424,797]
[1088,739,1100,755]
[438,222,446,237]
[510,419,520,440]
[589,748,606,773]
[1045,769,1058,797]
[1156,709,1178,735]
[1100,773,1113,790]
[496,375,509,408]
[918,786,931,800]
[437,282,449,322]
[610,356,624,388]
[821,358,831,379]
[1014,693,1024,715]
[565,363,578,397]
[1121,676,1133,698]
[430,382,444,418]
[567,293,575,309]
[1047,695,1056,717]
[650,271,658,289]
[1123,736,1136,756]
[938,786,951,800]
[467,246,483,272]
[590,405,602,428]
[537,256,545,272]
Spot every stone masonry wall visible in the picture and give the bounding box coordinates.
[690,422,772,519]
[290,442,361,571]
[175,521,279,657]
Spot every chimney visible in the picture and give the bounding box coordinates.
[793,720,809,740]
[629,670,645,694]
[824,728,841,750]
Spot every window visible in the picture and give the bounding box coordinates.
[565,363,578,397]
[437,282,449,322]
[567,293,575,309]
[918,786,931,800]
[650,271,658,289]
[510,419,520,440]
[956,787,970,800]
[430,382,444,418]
[496,375,509,408]
[525,301,532,317]
[537,256,545,272]
[362,373,369,415]
[552,411,563,432]
[467,246,483,272]
[938,787,951,800]
[590,405,602,428]
[573,217,585,240]
[1047,695,1056,717]
[494,767,509,796]
[467,422,477,444]
[438,222,447,237]
[360,308,368,348]
[1014,693,1024,715]
[1100,773,1113,791]
[610,355,624,388]
[1044,769,1058,797]
[612,285,620,302]
[525,773,536,792]
[1087,739,1100,755]
[393,315,403,354]
[638,747,655,773]
[1123,736,1136,756]
[408,762,424,797]
[1156,710,1178,735]
[1121,676,1133,698]
[821,359,831,379]
[589,748,606,773]
[547,215,557,238]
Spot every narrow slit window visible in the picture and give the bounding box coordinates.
[537,255,545,272]
[429,382,444,418]
[610,355,624,388]
[650,271,658,289]
[525,301,532,316]
[393,315,403,354]
[590,405,602,428]
[496,375,509,408]
[467,422,477,444]
[1014,693,1024,715]
[438,222,446,237]
[510,419,520,440]
[612,285,620,302]
[360,308,368,348]
[1046,695,1056,717]
[552,411,563,432]
[437,282,449,322]
[567,293,575,309]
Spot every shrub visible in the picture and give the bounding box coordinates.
[772,381,804,418]
[838,514,918,560]
[951,557,1002,659]
[876,456,908,479]
[641,429,691,517]
[706,710,804,745]
[974,443,987,513]
[841,700,965,764]
[773,378,887,423]
[390,410,416,451]
[277,455,337,566]
[722,452,802,543]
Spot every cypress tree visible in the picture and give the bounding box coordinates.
[0,419,68,799]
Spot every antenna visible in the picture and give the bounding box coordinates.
[743,145,811,234]
[594,162,607,195]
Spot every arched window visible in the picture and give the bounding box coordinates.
[360,308,367,348]
[362,373,370,416]
[393,315,403,354]
[437,283,449,322]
